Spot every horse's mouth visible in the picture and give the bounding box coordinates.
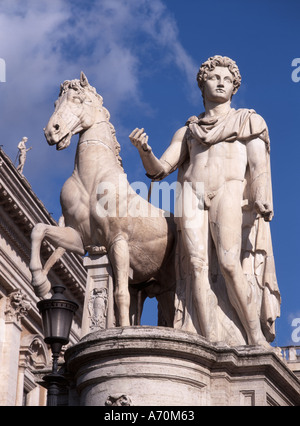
[56,132,72,150]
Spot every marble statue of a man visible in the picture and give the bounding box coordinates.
[130,55,280,347]
[17,136,32,174]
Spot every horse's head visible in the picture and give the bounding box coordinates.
[44,72,103,150]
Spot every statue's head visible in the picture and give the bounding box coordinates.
[197,55,241,101]
[44,72,104,150]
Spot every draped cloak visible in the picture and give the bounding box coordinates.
[171,108,280,344]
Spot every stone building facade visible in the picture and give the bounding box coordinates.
[0,148,86,406]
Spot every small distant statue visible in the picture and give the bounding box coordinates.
[17,136,32,174]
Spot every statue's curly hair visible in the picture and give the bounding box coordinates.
[197,55,241,96]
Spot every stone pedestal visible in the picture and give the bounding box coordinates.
[81,255,145,338]
[65,327,300,406]
[81,255,115,337]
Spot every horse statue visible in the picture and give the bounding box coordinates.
[29,72,176,327]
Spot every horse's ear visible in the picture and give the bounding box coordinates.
[80,71,89,87]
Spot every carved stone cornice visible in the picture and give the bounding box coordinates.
[0,184,33,237]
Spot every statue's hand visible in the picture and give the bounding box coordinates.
[254,200,273,222]
[129,128,152,153]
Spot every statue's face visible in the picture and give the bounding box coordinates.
[203,66,235,105]
[44,84,97,150]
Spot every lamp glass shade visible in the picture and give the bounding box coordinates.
[37,286,79,346]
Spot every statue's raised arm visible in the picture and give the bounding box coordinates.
[129,126,188,181]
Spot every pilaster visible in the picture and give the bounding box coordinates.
[0,290,30,405]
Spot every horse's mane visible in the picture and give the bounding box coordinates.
[59,79,123,170]
[101,105,123,170]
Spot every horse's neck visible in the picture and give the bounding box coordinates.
[74,121,121,191]
[79,119,112,145]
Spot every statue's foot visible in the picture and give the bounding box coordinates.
[247,328,273,351]
[255,340,282,357]
[31,270,51,297]
[248,333,274,351]
[256,339,273,351]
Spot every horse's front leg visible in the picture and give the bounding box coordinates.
[109,237,130,326]
[30,223,85,297]
[30,223,53,297]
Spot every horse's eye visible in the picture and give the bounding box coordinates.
[73,97,82,104]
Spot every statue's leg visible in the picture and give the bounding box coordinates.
[108,237,130,327]
[209,181,268,347]
[179,206,213,339]
[30,223,85,297]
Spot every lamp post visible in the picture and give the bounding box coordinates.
[37,285,78,406]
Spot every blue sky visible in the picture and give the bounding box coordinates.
[0,0,299,346]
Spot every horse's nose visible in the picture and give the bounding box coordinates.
[53,123,60,131]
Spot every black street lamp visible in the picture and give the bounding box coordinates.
[37,285,78,406]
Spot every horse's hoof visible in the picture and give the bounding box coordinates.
[31,271,51,297]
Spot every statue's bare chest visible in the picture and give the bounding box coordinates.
[184,138,248,190]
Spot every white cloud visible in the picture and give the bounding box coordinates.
[0,0,197,117]
[0,0,197,218]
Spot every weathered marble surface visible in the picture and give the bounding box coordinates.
[65,327,300,406]
[130,56,280,347]
[30,73,176,329]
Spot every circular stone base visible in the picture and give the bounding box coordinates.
[65,326,300,406]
